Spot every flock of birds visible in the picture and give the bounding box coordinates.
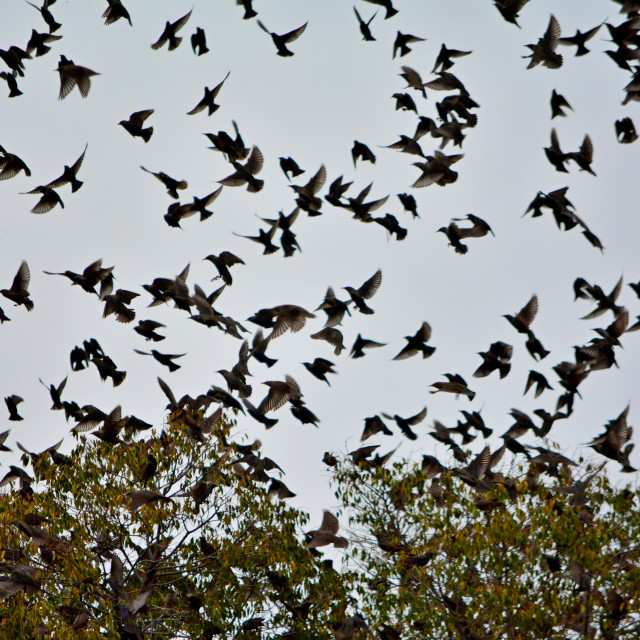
[0,0,640,613]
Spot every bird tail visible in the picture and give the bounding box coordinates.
[142,127,153,143]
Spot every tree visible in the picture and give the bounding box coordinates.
[0,410,351,639]
[332,448,640,640]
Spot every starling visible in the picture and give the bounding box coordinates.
[57,55,100,99]
[151,9,193,50]
[119,110,154,143]
[257,20,308,57]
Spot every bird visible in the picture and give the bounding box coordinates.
[44,258,114,298]
[134,320,166,342]
[204,252,245,286]
[279,157,304,180]
[361,416,392,441]
[504,294,538,334]
[411,151,463,188]
[432,43,471,72]
[306,511,348,549]
[236,0,257,20]
[393,322,435,360]
[25,29,62,58]
[0,148,31,180]
[523,14,563,69]
[140,166,188,199]
[218,146,264,193]
[310,327,345,355]
[393,31,426,58]
[5,395,24,421]
[566,134,596,175]
[343,269,382,315]
[550,89,572,119]
[22,185,64,214]
[1,261,33,311]
[303,358,336,385]
[615,117,638,144]
[493,0,532,27]
[44,144,87,192]
[151,9,193,50]
[233,226,279,255]
[588,406,635,472]
[24,0,62,33]
[392,92,417,113]
[558,23,602,56]
[524,370,553,398]
[351,140,376,167]
[102,0,132,26]
[257,375,302,413]
[350,334,386,358]
[57,55,100,99]
[382,407,427,440]
[430,374,475,400]
[397,193,419,218]
[119,110,154,143]
[187,71,230,116]
[353,6,377,41]
[544,128,569,172]
[361,0,398,20]
[134,349,186,372]
[290,164,326,215]
[473,341,513,379]
[400,66,428,98]
[257,20,307,57]
[191,27,209,55]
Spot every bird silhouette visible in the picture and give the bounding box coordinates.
[257,20,307,57]
[151,9,193,51]
[187,71,230,116]
[119,110,154,142]
[1,261,33,311]
[354,7,377,41]
[57,55,100,99]
[191,27,209,55]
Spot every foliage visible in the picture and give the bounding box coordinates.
[0,415,351,639]
[333,452,640,640]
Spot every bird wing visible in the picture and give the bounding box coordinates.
[283,22,308,44]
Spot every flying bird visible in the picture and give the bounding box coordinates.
[102,0,132,26]
[306,510,348,549]
[257,20,307,57]
[204,251,245,286]
[558,23,602,56]
[57,55,100,99]
[523,14,563,69]
[134,349,186,372]
[218,146,264,193]
[22,185,64,214]
[0,148,31,180]
[361,0,398,20]
[119,110,154,142]
[354,6,377,41]
[187,71,230,116]
[350,334,386,358]
[44,144,88,192]
[393,322,435,360]
[140,166,188,199]
[343,269,382,314]
[504,294,538,334]
[191,27,209,55]
[382,407,427,440]
[151,9,193,50]
[1,261,33,311]
[550,89,572,118]
[393,31,425,58]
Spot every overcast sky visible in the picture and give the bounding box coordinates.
[1,0,639,514]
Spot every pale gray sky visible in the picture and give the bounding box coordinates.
[1,0,639,512]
